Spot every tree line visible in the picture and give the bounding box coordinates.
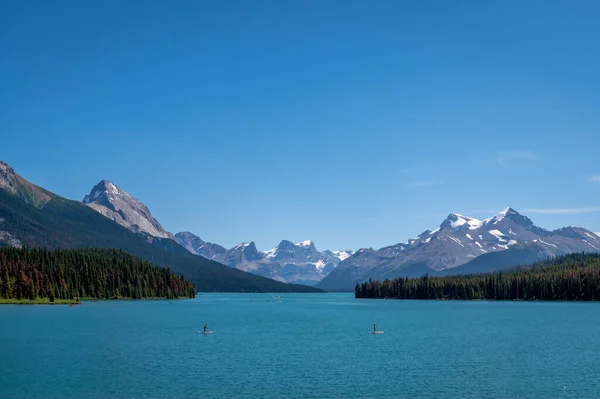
[0,247,196,301]
[355,253,600,301]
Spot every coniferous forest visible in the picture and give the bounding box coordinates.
[355,253,600,301]
[0,247,196,302]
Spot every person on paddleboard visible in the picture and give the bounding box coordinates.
[204,324,208,333]
[374,323,377,332]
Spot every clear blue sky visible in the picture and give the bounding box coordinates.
[2,0,600,251]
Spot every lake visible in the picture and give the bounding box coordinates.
[1,293,599,398]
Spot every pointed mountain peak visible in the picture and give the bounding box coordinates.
[0,161,18,192]
[496,206,519,218]
[440,213,483,230]
[233,241,258,251]
[83,180,124,203]
[173,231,208,254]
[82,180,173,239]
[486,207,531,225]
[0,161,52,208]
[232,241,260,261]
[174,231,205,243]
[0,160,15,175]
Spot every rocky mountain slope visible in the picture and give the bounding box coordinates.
[175,233,352,285]
[83,180,174,239]
[317,207,600,291]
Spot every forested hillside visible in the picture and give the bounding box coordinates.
[0,247,196,301]
[355,253,600,301]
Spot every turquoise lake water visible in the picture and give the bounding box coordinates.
[1,293,600,398]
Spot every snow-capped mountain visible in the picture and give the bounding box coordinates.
[174,233,352,285]
[317,207,600,291]
[83,180,174,239]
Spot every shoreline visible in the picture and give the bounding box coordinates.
[0,298,79,305]
[0,297,194,305]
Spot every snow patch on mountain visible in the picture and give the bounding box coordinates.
[332,250,353,261]
[489,230,508,242]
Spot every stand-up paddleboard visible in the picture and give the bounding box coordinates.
[368,331,384,334]
[197,331,213,334]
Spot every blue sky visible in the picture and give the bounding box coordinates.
[2,0,600,251]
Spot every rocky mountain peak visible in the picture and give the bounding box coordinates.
[0,161,51,208]
[82,180,174,240]
[175,231,204,242]
[485,207,536,231]
[276,240,298,250]
[0,161,18,194]
[174,232,226,260]
[440,213,483,231]
[82,180,123,205]
[174,231,206,253]
[231,242,261,262]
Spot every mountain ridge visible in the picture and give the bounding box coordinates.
[175,232,353,285]
[317,207,600,291]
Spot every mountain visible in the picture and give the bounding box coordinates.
[317,207,600,291]
[0,161,321,293]
[174,232,227,260]
[0,161,51,208]
[175,233,352,285]
[83,180,174,239]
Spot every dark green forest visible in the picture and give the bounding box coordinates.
[0,247,196,301]
[355,253,600,301]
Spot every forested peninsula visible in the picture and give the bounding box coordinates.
[355,253,600,301]
[0,247,196,304]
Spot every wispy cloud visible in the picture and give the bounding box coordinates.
[523,206,600,215]
[495,150,537,165]
[588,175,600,183]
[409,179,441,187]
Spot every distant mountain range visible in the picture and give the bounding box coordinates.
[0,161,320,293]
[80,179,352,285]
[317,207,600,291]
[3,159,600,293]
[175,233,352,285]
